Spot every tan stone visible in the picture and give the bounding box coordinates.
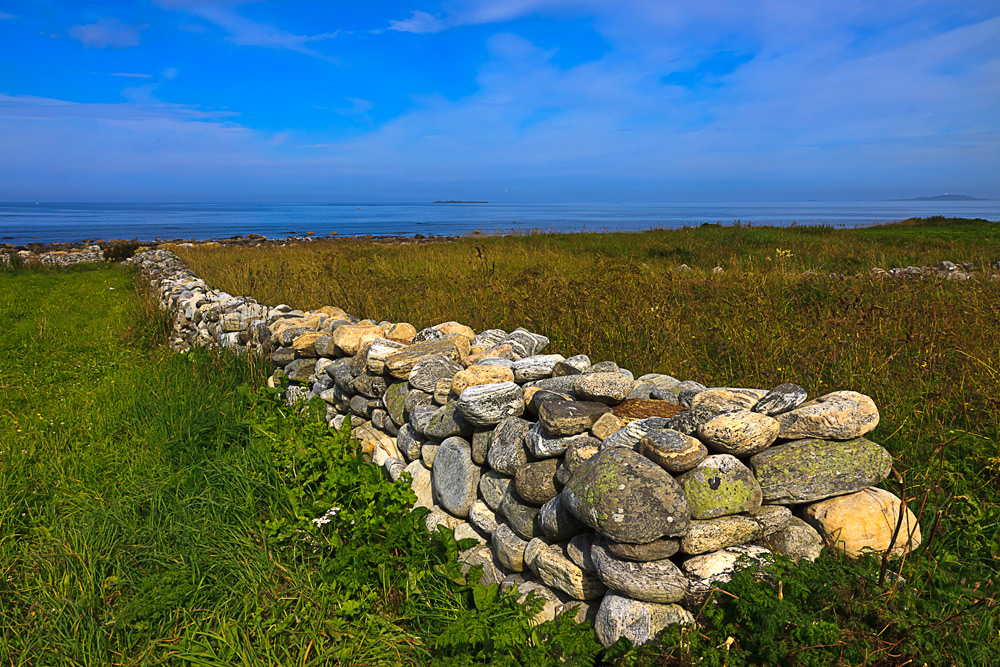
[803,487,921,557]
[269,316,305,335]
[353,422,402,465]
[696,410,779,456]
[452,365,516,394]
[433,321,476,341]
[591,412,627,440]
[385,336,471,379]
[776,391,880,440]
[386,322,417,341]
[462,343,515,367]
[527,539,607,600]
[291,331,331,358]
[366,338,407,374]
[433,379,454,405]
[690,388,767,413]
[332,324,385,356]
[315,305,350,320]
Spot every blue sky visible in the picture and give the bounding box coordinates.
[1,1,998,202]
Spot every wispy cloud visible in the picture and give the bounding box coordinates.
[155,1,339,60]
[388,11,448,34]
[111,72,154,79]
[0,11,15,20]
[67,18,144,49]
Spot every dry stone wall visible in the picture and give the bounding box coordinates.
[127,249,923,648]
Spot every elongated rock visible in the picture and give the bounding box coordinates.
[526,423,593,458]
[591,540,688,603]
[539,494,589,541]
[638,429,707,473]
[528,539,607,600]
[696,410,779,457]
[385,336,470,379]
[752,382,807,416]
[408,353,463,393]
[803,487,921,557]
[456,381,525,426]
[431,436,481,518]
[775,390,880,440]
[575,372,634,405]
[680,505,791,555]
[749,437,892,504]
[538,400,611,437]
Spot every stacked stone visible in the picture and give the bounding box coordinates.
[128,249,923,649]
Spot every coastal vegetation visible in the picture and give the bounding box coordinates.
[2,217,998,665]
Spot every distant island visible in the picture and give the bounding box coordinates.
[890,194,988,201]
[433,200,489,204]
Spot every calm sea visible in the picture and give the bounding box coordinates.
[1,201,998,245]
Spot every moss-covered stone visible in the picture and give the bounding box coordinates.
[677,454,762,519]
[749,437,892,504]
[562,447,690,543]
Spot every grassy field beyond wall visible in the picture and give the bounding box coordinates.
[176,218,1000,572]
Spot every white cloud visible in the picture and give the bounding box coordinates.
[388,11,448,34]
[67,18,144,49]
[0,11,15,20]
[111,72,154,79]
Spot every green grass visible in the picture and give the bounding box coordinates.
[0,263,602,666]
[3,222,1000,666]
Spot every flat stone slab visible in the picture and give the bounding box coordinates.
[612,398,686,422]
[591,539,688,603]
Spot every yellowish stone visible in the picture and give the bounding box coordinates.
[803,487,921,557]
[332,324,385,356]
[291,331,331,357]
[452,365,516,394]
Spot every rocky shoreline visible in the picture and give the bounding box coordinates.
[125,248,925,648]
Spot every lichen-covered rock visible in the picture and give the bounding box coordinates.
[353,371,389,399]
[594,592,693,648]
[666,406,716,435]
[562,447,690,544]
[680,505,791,555]
[525,423,594,458]
[591,540,687,603]
[487,416,534,475]
[775,391,880,440]
[803,487,921,557]
[420,442,439,469]
[752,382,808,416]
[538,400,611,437]
[271,346,296,366]
[422,401,475,440]
[575,372,634,405]
[676,454,762,520]
[525,388,576,416]
[755,516,825,561]
[431,436,481,518]
[456,381,525,426]
[605,537,679,562]
[539,494,589,541]
[382,381,409,426]
[638,429,707,473]
[284,358,316,383]
[749,437,892,504]
[404,387,433,416]
[514,458,561,505]
[696,410,779,457]
[499,486,543,539]
[493,523,528,572]
[407,353,463,393]
[479,470,512,511]
[557,438,602,486]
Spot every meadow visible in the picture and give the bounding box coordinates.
[0,217,997,665]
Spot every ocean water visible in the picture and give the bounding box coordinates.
[1,201,998,245]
